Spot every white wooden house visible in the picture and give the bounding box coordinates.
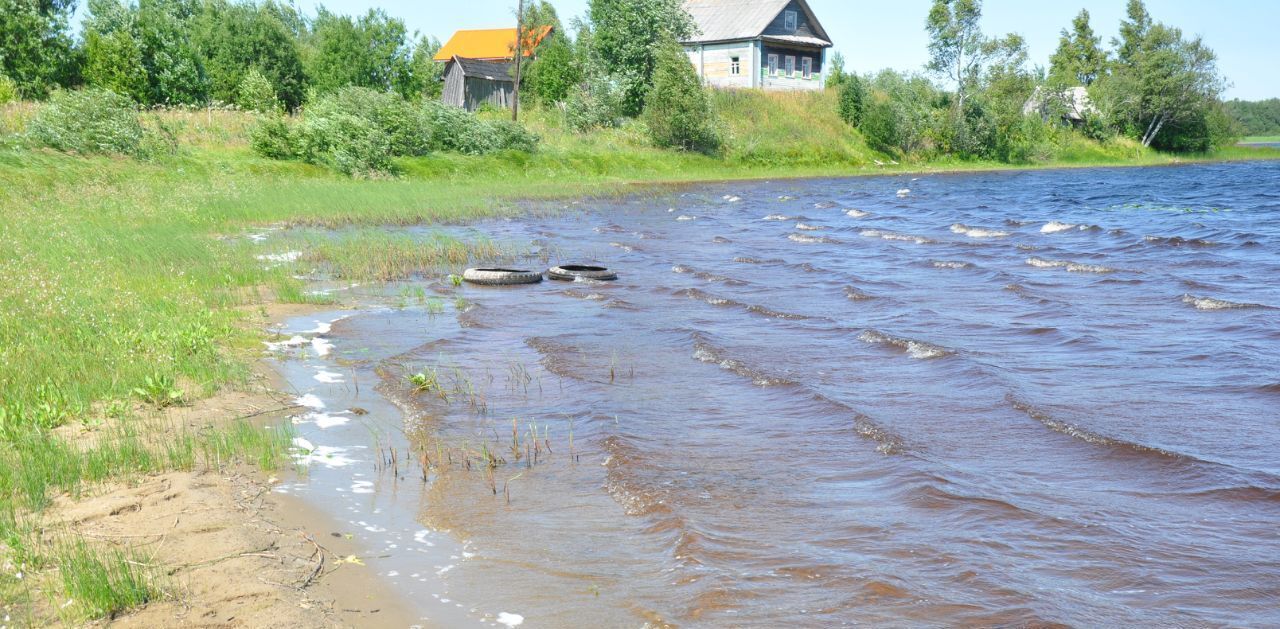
[681,0,833,91]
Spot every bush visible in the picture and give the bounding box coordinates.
[860,71,940,157]
[838,74,866,127]
[236,68,281,114]
[249,115,295,159]
[0,74,18,105]
[28,88,146,156]
[564,71,623,133]
[248,88,538,173]
[642,40,721,154]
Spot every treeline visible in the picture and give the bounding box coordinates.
[0,0,442,108]
[828,0,1234,159]
[1223,99,1280,137]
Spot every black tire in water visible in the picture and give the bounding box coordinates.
[461,268,544,285]
[547,265,618,281]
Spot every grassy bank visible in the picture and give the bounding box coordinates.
[0,92,1277,622]
[1242,135,1280,143]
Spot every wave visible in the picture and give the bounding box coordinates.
[733,256,783,265]
[950,224,1010,238]
[1181,294,1271,310]
[676,288,817,320]
[858,329,953,359]
[845,209,871,218]
[844,286,876,301]
[932,260,972,269]
[711,236,732,244]
[1025,257,1117,274]
[860,229,936,245]
[1145,235,1219,247]
[609,241,639,252]
[795,222,826,231]
[762,214,792,221]
[814,201,838,209]
[1040,221,1100,234]
[689,335,904,454]
[692,338,799,387]
[1005,394,1194,462]
[789,232,842,244]
[671,264,749,285]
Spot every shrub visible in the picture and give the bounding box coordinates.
[838,74,866,127]
[28,88,146,156]
[564,71,623,133]
[295,113,392,175]
[249,115,295,159]
[642,40,721,154]
[0,74,18,105]
[236,68,281,114]
[486,119,540,153]
[307,87,430,156]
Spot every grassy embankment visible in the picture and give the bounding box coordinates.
[0,89,1277,622]
[1241,135,1280,143]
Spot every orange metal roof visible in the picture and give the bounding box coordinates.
[433,26,552,62]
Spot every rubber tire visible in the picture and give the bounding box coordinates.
[462,268,543,285]
[547,265,618,281]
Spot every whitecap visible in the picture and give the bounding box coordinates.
[932,260,972,269]
[845,209,870,218]
[762,214,790,221]
[896,188,910,198]
[858,330,951,359]
[496,612,525,627]
[950,223,1009,238]
[788,233,837,244]
[860,229,934,244]
[676,215,697,221]
[1181,295,1268,310]
[314,370,344,384]
[795,222,824,231]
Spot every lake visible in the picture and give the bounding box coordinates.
[269,161,1280,627]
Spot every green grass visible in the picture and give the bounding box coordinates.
[1241,135,1280,143]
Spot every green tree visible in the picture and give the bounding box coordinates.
[588,0,694,116]
[235,67,279,112]
[838,72,865,127]
[406,36,444,100]
[826,51,846,89]
[0,0,78,97]
[925,0,985,111]
[1048,9,1107,86]
[1096,2,1228,149]
[304,8,414,96]
[82,28,148,102]
[521,2,580,106]
[138,0,210,104]
[193,0,306,109]
[642,38,719,154]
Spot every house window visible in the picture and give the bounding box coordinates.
[768,54,778,76]
[784,10,798,32]
[730,56,741,76]
[802,57,812,79]
[785,55,795,77]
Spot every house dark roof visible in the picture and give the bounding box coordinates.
[449,56,514,82]
[682,0,831,46]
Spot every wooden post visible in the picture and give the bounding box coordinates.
[512,0,524,122]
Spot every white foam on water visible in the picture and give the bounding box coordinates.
[264,335,308,351]
[1040,221,1092,234]
[896,188,910,198]
[932,260,972,269]
[950,224,1010,238]
[860,229,934,244]
[762,214,790,221]
[788,233,835,244]
[676,215,697,221]
[722,194,742,202]
[291,440,358,468]
[1025,257,1115,273]
[312,413,350,429]
[311,337,334,357]
[314,370,344,384]
[256,251,302,263]
[414,530,436,546]
[496,612,524,627]
[845,209,870,218]
[795,222,824,231]
[1182,294,1266,310]
[295,394,325,410]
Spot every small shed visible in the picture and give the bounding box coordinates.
[1023,86,1098,126]
[441,56,515,111]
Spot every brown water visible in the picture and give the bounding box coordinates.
[268,162,1280,627]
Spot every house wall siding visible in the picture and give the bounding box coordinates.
[762,0,820,40]
[686,41,755,89]
[760,44,824,91]
[442,63,467,108]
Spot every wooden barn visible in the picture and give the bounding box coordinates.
[681,0,833,91]
[434,26,551,111]
[441,56,515,111]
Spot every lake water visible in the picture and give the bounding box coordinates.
[270,161,1280,627]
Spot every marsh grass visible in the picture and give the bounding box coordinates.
[53,538,161,621]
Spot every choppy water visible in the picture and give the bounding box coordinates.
[271,162,1280,627]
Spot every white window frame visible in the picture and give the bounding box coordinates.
[767,54,778,76]
[730,56,741,76]
[784,10,798,32]
[801,57,812,79]
[785,55,796,77]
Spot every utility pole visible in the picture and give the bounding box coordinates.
[512,0,524,122]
